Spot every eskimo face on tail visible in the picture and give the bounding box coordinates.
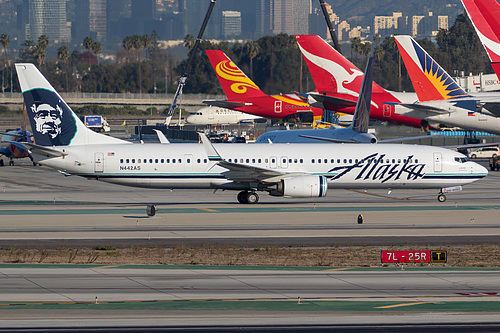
[24,89,77,146]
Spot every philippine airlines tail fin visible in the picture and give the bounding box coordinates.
[349,57,374,133]
[205,50,267,100]
[462,0,500,77]
[295,35,387,96]
[394,36,468,102]
[15,64,126,147]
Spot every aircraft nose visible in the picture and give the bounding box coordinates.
[473,161,488,177]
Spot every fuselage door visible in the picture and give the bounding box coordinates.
[280,156,288,169]
[274,101,282,113]
[270,156,277,169]
[94,152,104,173]
[184,154,193,172]
[383,104,393,117]
[433,152,442,172]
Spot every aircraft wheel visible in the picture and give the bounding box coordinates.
[437,194,446,203]
[8,160,14,166]
[237,191,248,204]
[470,154,477,159]
[246,192,259,204]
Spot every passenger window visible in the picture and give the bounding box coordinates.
[271,158,276,163]
[161,159,164,163]
[300,159,303,163]
[288,159,292,163]
[343,159,347,163]
[187,159,190,163]
[398,159,401,163]
[240,158,243,163]
[126,159,129,163]
[149,159,153,163]
[172,159,175,164]
[337,159,340,163]
[318,159,321,163]
[265,159,268,163]
[355,159,358,163]
[258,159,262,163]
[204,159,207,163]
[131,159,135,163]
[246,159,249,163]
[178,159,182,163]
[331,159,334,163]
[415,159,419,163]
[253,159,256,163]
[166,159,170,163]
[324,159,327,163]
[197,159,201,163]
[392,159,395,163]
[312,159,315,163]
[349,159,352,163]
[155,159,158,163]
[120,159,123,163]
[294,159,297,163]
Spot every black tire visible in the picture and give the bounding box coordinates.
[437,194,446,203]
[470,154,477,159]
[0,159,3,166]
[246,192,259,204]
[237,191,247,204]
[8,160,14,166]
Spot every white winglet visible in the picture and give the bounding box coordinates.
[153,129,170,144]
[199,133,223,161]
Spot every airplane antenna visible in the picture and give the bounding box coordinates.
[165,0,217,126]
[318,0,342,54]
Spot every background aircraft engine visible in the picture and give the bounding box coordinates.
[276,175,327,198]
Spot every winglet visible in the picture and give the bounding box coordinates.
[199,133,223,161]
[394,35,469,102]
[153,129,170,144]
[462,0,500,77]
[349,57,374,133]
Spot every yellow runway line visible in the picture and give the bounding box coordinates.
[197,208,220,212]
[375,301,431,309]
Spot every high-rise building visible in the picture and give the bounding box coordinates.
[222,11,241,38]
[412,15,424,36]
[373,12,402,35]
[27,0,71,43]
[90,0,107,42]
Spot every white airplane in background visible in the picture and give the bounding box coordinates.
[14,63,487,204]
[394,35,500,133]
[186,106,264,125]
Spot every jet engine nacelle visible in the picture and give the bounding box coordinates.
[273,175,327,198]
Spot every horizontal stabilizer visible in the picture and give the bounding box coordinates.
[9,141,67,157]
[398,103,454,113]
[203,100,251,108]
[308,93,357,107]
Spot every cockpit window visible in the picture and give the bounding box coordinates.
[454,157,470,163]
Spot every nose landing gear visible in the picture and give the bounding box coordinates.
[437,193,446,202]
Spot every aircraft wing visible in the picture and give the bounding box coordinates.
[308,93,357,108]
[9,141,67,158]
[199,133,304,183]
[297,134,355,143]
[397,103,453,114]
[203,100,252,108]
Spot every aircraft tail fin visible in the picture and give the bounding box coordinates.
[462,0,500,76]
[394,35,469,102]
[349,57,374,133]
[15,64,126,147]
[295,35,387,95]
[205,50,267,100]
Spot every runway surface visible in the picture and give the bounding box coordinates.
[0,265,500,330]
[1,162,500,247]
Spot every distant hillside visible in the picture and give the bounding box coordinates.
[319,0,464,27]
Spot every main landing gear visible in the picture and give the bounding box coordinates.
[237,191,259,204]
[437,193,446,202]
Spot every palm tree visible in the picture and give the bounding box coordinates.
[183,34,195,49]
[83,36,93,51]
[92,41,102,63]
[244,41,260,80]
[58,45,70,92]
[122,36,133,63]
[351,37,362,61]
[0,34,10,93]
[34,35,49,69]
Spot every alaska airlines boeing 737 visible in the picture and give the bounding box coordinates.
[14,63,487,203]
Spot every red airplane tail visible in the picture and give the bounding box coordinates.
[462,0,500,77]
[295,35,387,95]
[205,50,268,100]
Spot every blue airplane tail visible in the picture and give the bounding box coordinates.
[349,57,373,133]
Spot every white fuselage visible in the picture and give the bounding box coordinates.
[35,143,487,191]
[186,106,263,125]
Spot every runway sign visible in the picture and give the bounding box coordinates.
[381,250,447,263]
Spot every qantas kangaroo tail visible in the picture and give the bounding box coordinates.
[205,50,268,100]
[15,63,125,147]
[295,35,387,96]
[394,35,469,102]
[462,0,500,77]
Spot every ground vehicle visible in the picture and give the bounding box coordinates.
[490,156,500,171]
[469,147,500,159]
[84,116,110,132]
